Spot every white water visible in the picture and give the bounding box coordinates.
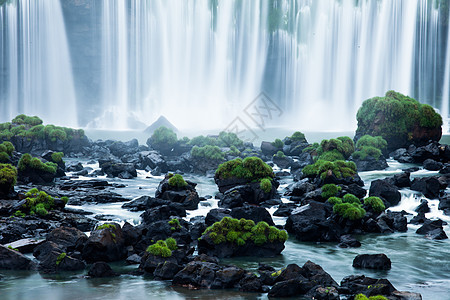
[0,0,78,127]
[0,0,449,131]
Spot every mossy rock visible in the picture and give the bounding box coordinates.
[0,163,17,197]
[355,91,442,151]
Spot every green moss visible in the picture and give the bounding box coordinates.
[188,132,243,148]
[202,217,288,246]
[191,145,225,160]
[215,157,274,182]
[302,159,356,180]
[35,203,48,216]
[168,174,188,188]
[188,135,217,147]
[356,135,387,151]
[321,184,341,199]
[318,149,345,162]
[271,268,284,277]
[96,223,117,230]
[146,239,177,258]
[354,295,388,300]
[7,245,18,251]
[274,150,286,158]
[18,153,57,174]
[168,218,181,230]
[0,163,17,189]
[333,202,366,220]
[272,139,284,149]
[290,131,306,142]
[227,145,240,156]
[260,178,272,193]
[51,152,64,163]
[364,196,386,213]
[327,197,342,205]
[317,137,354,160]
[149,126,178,148]
[56,252,66,265]
[13,210,25,218]
[342,194,361,204]
[356,91,442,146]
[61,196,69,204]
[353,146,382,160]
[17,188,56,217]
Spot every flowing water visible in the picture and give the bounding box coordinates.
[1,158,449,299]
[0,0,449,130]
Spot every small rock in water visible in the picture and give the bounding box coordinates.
[352,254,391,270]
[87,262,119,278]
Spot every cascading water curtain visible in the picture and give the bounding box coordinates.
[0,0,78,127]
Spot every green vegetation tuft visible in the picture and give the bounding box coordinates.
[274,150,286,158]
[18,153,57,174]
[227,145,240,156]
[260,178,272,193]
[354,294,388,300]
[14,188,58,217]
[302,159,356,180]
[290,131,306,142]
[146,238,178,257]
[215,157,274,181]
[188,131,244,148]
[168,174,188,188]
[0,163,17,190]
[353,135,387,161]
[51,152,64,163]
[202,217,288,246]
[191,145,225,160]
[56,252,67,265]
[328,194,366,220]
[272,138,284,148]
[321,184,341,199]
[150,126,178,148]
[96,223,117,230]
[364,196,386,213]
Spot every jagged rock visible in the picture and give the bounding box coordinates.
[369,179,401,207]
[46,226,88,251]
[230,205,274,226]
[338,235,361,248]
[273,203,297,217]
[423,158,443,171]
[154,261,180,280]
[87,261,119,278]
[340,275,396,297]
[415,200,430,214]
[352,156,388,172]
[410,177,442,199]
[205,208,231,226]
[416,219,448,240]
[82,223,127,262]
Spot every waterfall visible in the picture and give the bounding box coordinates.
[0,0,449,132]
[0,0,78,127]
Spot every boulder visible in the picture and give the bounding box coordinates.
[261,141,279,156]
[268,278,314,298]
[423,158,443,171]
[198,237,285,258]
[82,223,127,262]
[140,204,186,224]
[153,261,180,280]
[99,161,137,178]
[230,205,275,226]
[352,156,388,172]
[172,261,222,288]
[340,275,396,297]
[46,226,88,251]
[415,200,430,214]
[409,142,441,163]
[0,244,36,270]
[369,179,401,207]
[352,254,391,270]
[273,203,297,217]
[338,235,361,248]
[155,176,200,210]
[205,208,231,226]
[87,261,119,278]
[416,219,448,240]
[410,177,442,199]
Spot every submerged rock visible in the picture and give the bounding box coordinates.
[352,254,391,270]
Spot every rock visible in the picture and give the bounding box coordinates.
[261,141,279,156]
[155,176,200,210]
[369,179,401,207]
[172,261,222,288]
[272,155,292,169]
[275,264,305,282]
[56,254,86,272]
[230,205,274,226]
[425,228,448,240]
[390,172,411,188]
[4,238,44,254]
[126,254,141,265]
[46,226,88,251]
[108,139,139,157]
[415,200,430,214]
[273,203,297,217]
[423,158,443,171]
[154,261,180,280]
[416,219,447,240]
[392,291,423,300]
[87,262,119,278]
[66,161,84,172]
[391,148,413,163]
[99,161,137,178]
[410,213,428,225]
[268,278,314,298]
[307,286,339,300]
[286,179,315,197]
[0,244,36,270]
[285,202,339,242]
[438,194,450,215]
[205,208,231,226]
[338,235,361,248]
[140,204,186,224]
[139,151,167,171]
[352,254,391,270]
[409,142,441,163]
[340,275,396,297]
[198,237,285,258]
[302,260,338,287]
[210,266,246,289]
[82,223,127,262]
[352,156,388,172]
[143,116,178,135]
[411,177,442,199]
[239,273,264,292]
[33,241,64,261]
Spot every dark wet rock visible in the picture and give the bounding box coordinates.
[121,222,141,246]
[154,261,180,280]
[140,204,186,224]
[172,261,222,288]
[274,263,304,282]
[369,179,401,207]
[126,254,142,265]
[352,156,388,172]
[340,275,396,297]
[272,155,293,169]
[389,172,411,188]
[423,158,443,171]
[290,152,314,171]
[261,141,279,156]
[268,278,314,298]
[392,291,423,300]
[285,179,315,197]
[205,208,231,226]
[342,184,367,199]
[438,194,450,215]
[275,171,290,177]
[99,160,137,178]
[66,161,84,172]
[33,241,64,261]
[410,213,428,225]
[87,261,119,278]
[18,163,56,184]
[56,254,86,272]
[0,244,36,270]
[210,266,246,289]
[0,199,26,217]
[415,200,430,214]
[338,235,361,248]
[353,254,391,270]
[108,139,139,157]
[82,223,127,263]
[416,219,446,236]
[230,205,274,226]
[239,273,264,292]
[155,176,200,210]
[285,202,339,242]
[390,148,413,163]
[302,260,338,287]
[273,203,297,217]
[46,226,88,251]
[426,228,448,240]
[411,176,443,199]
[409,142,441,163]
[307,286,339,300]
[139,151,168,171]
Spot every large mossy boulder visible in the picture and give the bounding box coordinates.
[82,223,127,263]
[0,163,17,198]
[214,157,279,207]
[355,91,442,151]
[155,173,200,210]
[17,153,57,184]
[198,217,287,258]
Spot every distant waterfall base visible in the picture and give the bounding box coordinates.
[0,0,449,131]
